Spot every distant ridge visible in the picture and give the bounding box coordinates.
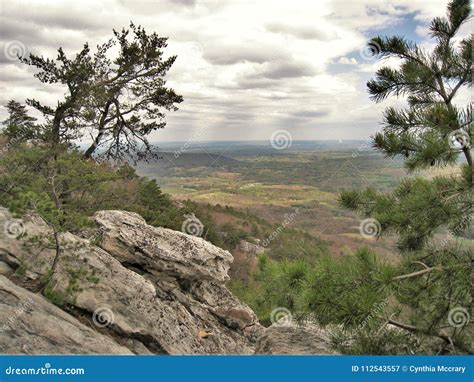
[135,151,240,169]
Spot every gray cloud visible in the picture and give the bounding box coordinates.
[203,44,287,65]
[265,22,336,40]
[290,110,330,119]
[0,0,450,142]
[260,60,315,79]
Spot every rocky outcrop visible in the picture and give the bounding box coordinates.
[254,323,338,355]
[0,275,132,354]
[0,208,262,355]
[95,210,233,283]
[0,208,337,355]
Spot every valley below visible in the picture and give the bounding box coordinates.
[136,141,410,264]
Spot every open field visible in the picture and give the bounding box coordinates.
[134,141,434,264]
[135,141,467,271]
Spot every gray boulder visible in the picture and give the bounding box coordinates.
[0,275,132,354]
[0,208,262,355]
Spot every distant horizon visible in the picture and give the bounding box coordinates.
[151,138,367,144]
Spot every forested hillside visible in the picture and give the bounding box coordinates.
[0,0,471,356]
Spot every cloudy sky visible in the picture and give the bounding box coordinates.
[0,0,470,143]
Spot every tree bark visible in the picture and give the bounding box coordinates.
[83,100,113,159]
[462,146,472,184]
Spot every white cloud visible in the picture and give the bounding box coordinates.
[0,0,464,142]
[338,57,358,65]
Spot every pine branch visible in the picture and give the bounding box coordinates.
[387,318,453,346]
[393,267,438,281]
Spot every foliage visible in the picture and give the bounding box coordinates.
[1,100,42,143]
[340,171,472,251]
[335,0,473,354]
[0,142,187,234]
[366,0,472,174]
[20,23,182,160]
[220,223,250,249]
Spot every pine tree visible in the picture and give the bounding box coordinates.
[20,23,183,160]
[366,0,472,178]
[1,100,39,143]
[337,0,473,353]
